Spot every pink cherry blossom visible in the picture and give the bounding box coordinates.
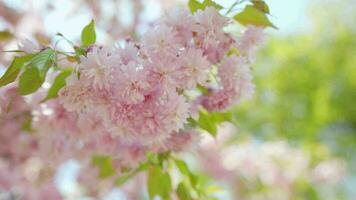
[79,46,118,91]
[237,25,265,58]
[0,6,268,197]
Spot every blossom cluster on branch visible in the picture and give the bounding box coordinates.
[0,3,267,199]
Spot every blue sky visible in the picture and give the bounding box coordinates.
[267,0,311,34]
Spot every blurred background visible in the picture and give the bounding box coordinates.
[0,0,355,199]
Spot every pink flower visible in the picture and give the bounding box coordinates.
[58,74,94,112]
[114,62,151,104]
[146,56,181,92]
[200,89,236,112]
[115,42,140,65]
[192,7,231,63]
[237,25,265,58]
[178,48,211,89]
[158,130,200,152]
[79,46,118,91]
[193,7,229,33]
[219,55,254,99]
[163,8,194,45]
[0,7,266,196]
[142,24,180,57]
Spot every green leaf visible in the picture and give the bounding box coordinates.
[18,49,55,95]
[18,67,43,95]
[202,0,223,10]
[116,173,133,186]
[188,0,203,13]
[234,5,276,28]
[174,159,198,189]
[252,0,270,14]
[197,84,209,95]
[81,20,96,47]
[177,182,193,200]
[175,159,190,176]
[92,155,115,178]
[115,162,149,186]
[21,113,34,133]
[0,55,33,87]
[188,0,222,13]
[30,48,55,79]
[198,111,218,137]
[42,69,72,102]
[0,30,13,41]
[211,111,233,123]
[195,110,233,137]
[75,46,87,57]
[148,166,172,200]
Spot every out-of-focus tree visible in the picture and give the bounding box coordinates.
[229,1,355,198]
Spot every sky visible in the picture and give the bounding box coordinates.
[265,0,311,34]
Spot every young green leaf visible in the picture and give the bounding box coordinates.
[188,0,223,13]
[21,114,34,132]
[0,30,13,41]
[42,69,72,102]
[175,159,190,176]
[198,111,218,137]
[81,20,96,47]
[177,182,193,200]
[202,0,223,10]
[174,159,198,189]
[30,48,55,79]
[195,110,233,138]
[252,0,270,14]
[92,155,115,178]
[148,167,172,200]
[18,67,43,95]
[0,55,33,87]
[17,49,55,95]
[211,111,233,123]
[116,173,133,186]
[188,0,203,13]
[234,5,276,28]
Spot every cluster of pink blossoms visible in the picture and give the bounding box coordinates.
[59,7,260,146]
[55,7,261,194]
[0,7,265,198]
[0,87,62,199]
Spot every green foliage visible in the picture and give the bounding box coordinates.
[0,55,33,87]
[192,110,233,137]
[21,113,34,133]
[188,0,223,13]
[234,5,276,28]
[115,161,149,186]
[92,155,115,178]
[147,166,172,200]
[81,20,96,48]
[18,48,55,95]
[177,182,193,200]
[19,67,43,95]
[251,0,270,14]
[42,69,72,102]
[293,179,320,200]
[0,30,13,41]
[233,13,356,169]
[174,159,198,189]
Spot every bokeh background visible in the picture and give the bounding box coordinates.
[0,0,355,199]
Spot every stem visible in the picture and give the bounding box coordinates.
[225,0,239,15]
[225,0,249,15]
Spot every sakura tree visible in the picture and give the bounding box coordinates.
[1,0,344,199]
